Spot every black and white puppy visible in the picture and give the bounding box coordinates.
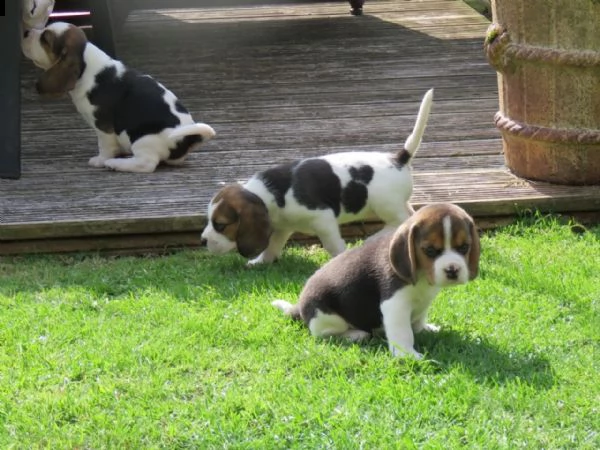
[22,22,215,173]
[273,203,480,359]
[202,89,434,264]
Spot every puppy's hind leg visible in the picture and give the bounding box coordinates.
[313,218,346,257]
[308,309,369,342]
[104,136,162,173]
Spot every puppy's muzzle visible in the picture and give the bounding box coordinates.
[444,264,460,280]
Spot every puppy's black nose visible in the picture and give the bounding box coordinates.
[444,265,459,280]
[200,238,207,246]
[24,30,30,38]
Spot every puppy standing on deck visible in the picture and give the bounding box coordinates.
[21,22,215,173]
[273,203,480,359]
[202,89,434,264]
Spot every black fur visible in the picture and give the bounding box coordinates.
[292,159,342,217]
[169,135,203,160]
[393,149,412,168]
[341,181,368,214]
[258,160,379,216]
[259,162,296,208]
[87,67,185,159]
[349,165,374,184]
[298,232,403,331]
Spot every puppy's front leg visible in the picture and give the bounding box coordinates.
[247,229,293,266]
[380,293,422,359]
[89,131,120,168]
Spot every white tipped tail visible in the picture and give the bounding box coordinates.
[272,299,301,320]
[168,123,216,141]
[403,88,434,156]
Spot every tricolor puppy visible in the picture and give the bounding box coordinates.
[272,203,480,359]
[21,0,55,32]
[21,22,215,173]
[202,89,434,264]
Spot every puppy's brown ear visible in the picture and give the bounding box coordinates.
[36,27,87,97]
[236,192,272,259]
[468,220,481,280]
[389,222,417,285]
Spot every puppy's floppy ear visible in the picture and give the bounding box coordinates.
[236,191,272,259]
[467,219,481,280]
[389,222,417,285]
[36,27,87,97]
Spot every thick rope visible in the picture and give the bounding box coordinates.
[495,111,600,145]
[484,23,600,72]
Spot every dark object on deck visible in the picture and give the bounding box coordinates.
[0,0,21,179]
[349,0,364,15]
[485,0,600,185]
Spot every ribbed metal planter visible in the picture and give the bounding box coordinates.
[484,0,600,185]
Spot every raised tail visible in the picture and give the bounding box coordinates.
[168,122,216,142]
[397,88,434,163]
[271,299,302,321]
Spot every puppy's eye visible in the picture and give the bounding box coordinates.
[456,243,470,255]
[212,222,227,232]
[423,246,441,259]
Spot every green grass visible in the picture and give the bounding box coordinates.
[1,215,599,449]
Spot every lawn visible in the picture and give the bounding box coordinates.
[0,215,599,449]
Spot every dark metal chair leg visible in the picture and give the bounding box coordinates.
[349,0,365,16]
[0,0,22,179]
[88,0,117,57]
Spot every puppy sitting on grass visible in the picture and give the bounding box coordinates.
[273,203,480,359]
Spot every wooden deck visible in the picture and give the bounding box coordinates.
[2,0,600,254]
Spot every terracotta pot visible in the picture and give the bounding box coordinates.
[484,0,600,185]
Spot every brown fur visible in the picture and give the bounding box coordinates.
[36,26,87,96]
[389,203,480,284]
[211,185,272,258]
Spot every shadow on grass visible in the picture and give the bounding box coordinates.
[416,329,555,388]
[0,249,323,300]
[331,328,555,389]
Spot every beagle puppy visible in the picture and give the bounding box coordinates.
[21,22,216,173]
[21,0,54,32]
[272,203,480,359]
[201,89,434,264]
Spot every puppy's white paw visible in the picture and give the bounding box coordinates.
[88,155,107,168]
[390,344,423,360]
[413,321,440,334]
[247,256,265,266]
[422,323,440,333]
[247,253,275,266]
[342,329,371,342]
[104,157,158,173]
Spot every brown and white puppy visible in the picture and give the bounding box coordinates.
[21,22,215,173]
[273,203,480,359]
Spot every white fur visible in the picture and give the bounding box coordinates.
[203,89,434,263]
[21,22,216,173]
[21,0,55,34]
[202,200,237,255]
[380,279,441,359]
[433,216,469,285]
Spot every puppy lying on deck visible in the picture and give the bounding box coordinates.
[273,203,480,359]
[21,22,215,173]
[201,89,434,265]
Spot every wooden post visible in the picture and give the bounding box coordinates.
[89,0,117,57]
[0,0,22,179]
